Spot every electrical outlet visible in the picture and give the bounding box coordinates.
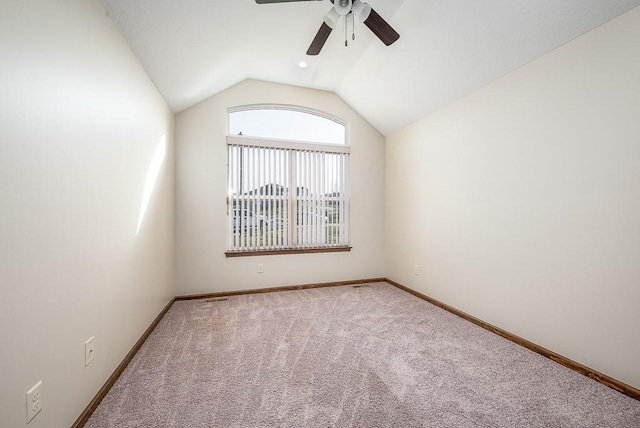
[85,336,95,366]
[26,381,42,423]
[414,265,420,276]
[257,263,264,273]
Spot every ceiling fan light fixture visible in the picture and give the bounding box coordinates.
[351,0,371,22]
[323,8,341,29]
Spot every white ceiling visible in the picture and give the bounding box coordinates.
[100,0,640,136]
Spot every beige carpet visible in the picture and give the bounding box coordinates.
[86,282,640,427]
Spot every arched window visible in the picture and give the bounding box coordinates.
[226,105,350,256]
[228,105,347,145]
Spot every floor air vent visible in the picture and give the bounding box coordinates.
[205,298,228,303]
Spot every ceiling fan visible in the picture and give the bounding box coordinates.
[255,0,400,56]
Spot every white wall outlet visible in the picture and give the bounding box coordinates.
[85,336,95,366]
[26,381,42,423]
[257,263,264,273]
[414,265,420,276]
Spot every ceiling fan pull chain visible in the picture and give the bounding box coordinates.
[352,11,355,40]
[345,13,348,46]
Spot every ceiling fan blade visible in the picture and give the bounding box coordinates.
[363,8,399,46]
[255,0,322,3]
[306,21,333,56]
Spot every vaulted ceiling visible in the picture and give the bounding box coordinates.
[100,0,640,135]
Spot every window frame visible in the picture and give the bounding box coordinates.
[225,105,351,257]
[227,104,350,146]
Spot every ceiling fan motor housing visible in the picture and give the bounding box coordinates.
[334,0,352,16]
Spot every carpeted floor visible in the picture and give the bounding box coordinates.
[86,282,640,427]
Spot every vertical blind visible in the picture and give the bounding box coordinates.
[227,136,350,253]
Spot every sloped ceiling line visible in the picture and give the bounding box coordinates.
[100,0,640,135]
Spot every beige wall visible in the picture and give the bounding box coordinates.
[175,79,385,295]
[2,1,637,426]
[0,1,175,427]
[386,7,640,389]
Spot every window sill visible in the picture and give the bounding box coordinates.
[225,246,352,258]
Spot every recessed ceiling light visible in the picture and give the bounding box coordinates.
[298,61,308,69]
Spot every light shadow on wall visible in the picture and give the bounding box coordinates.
[136,135,166,235]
